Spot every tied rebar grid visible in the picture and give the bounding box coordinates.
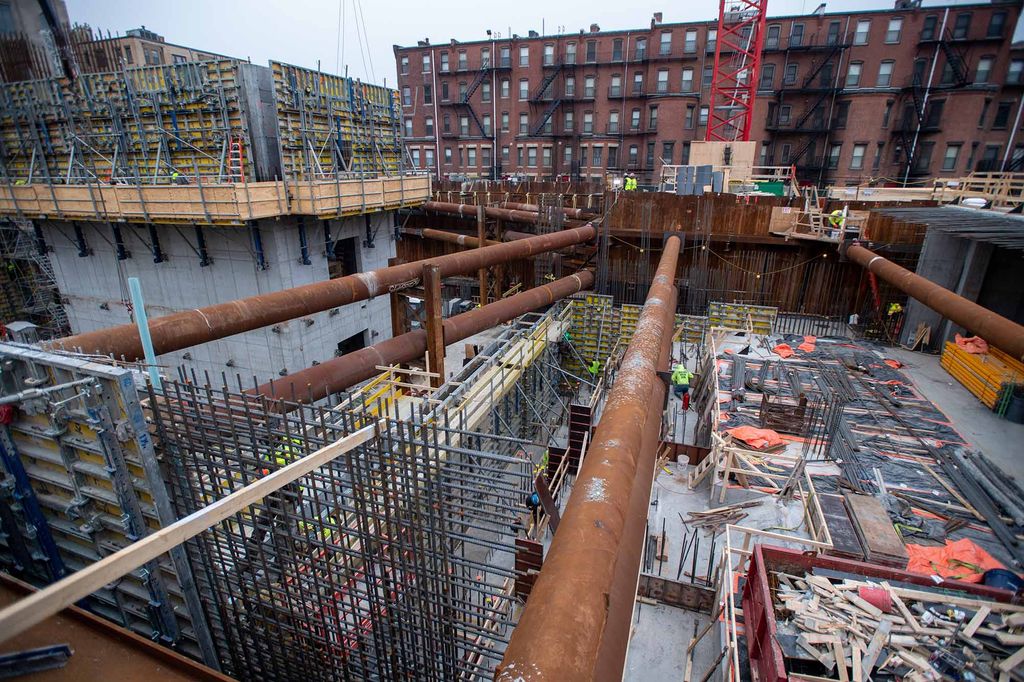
[147,380,536,682]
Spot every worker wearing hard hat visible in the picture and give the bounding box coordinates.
[671,362,695,410]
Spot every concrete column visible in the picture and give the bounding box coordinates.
[901,230,960,349]
[938,240,994,347]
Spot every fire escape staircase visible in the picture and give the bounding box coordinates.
[532,98,562,136]
[457,67,491,137]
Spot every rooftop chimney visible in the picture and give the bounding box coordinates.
[528,30,539,38]
[590,23,600,33]
[653,12,663,24]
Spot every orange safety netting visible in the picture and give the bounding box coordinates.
[727,426,785,450]
[905,538,1006,583]
[955,333,990,354]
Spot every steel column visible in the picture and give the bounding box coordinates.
[255,270,595,407]
[477,205,488,306]
[388,256,408,338]
[423,200,587,227]
[847,242,1024,361]
[52,225,596,360]
[422,264,445,388]
[496,235,681,681]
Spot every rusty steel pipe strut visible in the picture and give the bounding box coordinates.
[496,235,682,682]
[498,201,596,220]
[51,225,597,361]
[422,200,586,227]
[401,227,503,248]
[847,242,1024,361]
[254,270,595,408]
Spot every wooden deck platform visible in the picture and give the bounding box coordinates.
[0,175,430,225]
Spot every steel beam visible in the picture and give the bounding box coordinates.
[496,235,681,682]
[51,225,596,361]
[402,228,502,248]
[423,200,587,226]
[255,270,595,408]
[846,242,1024,361]
[499,201,596,220]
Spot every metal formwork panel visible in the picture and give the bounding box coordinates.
[270,61,402,180]
[0,343,217,666]
[707,301,778,334]
[0,59,254,185]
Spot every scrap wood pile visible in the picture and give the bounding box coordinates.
[685,500,761,531]
[772,570,1024,681]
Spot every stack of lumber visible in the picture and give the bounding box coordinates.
[773,571,1024,681]
[685,500,760,532]
[843,493,909,568]
[940,342,1024,411]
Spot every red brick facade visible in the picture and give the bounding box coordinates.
[394,2,1023,185]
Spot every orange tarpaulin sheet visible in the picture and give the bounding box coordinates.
[727,426,784,450]
[797,335,817,352]
[905,538,1006,583]
[773,344,794,358]
[955,333,989,354]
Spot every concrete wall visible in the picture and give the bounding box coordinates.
[40,212,396,385]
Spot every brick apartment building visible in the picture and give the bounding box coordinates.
[394,0,1024,185]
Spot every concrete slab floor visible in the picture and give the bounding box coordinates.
[889,347,1024,479]
[623,603,716,682]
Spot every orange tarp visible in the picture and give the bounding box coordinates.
[727,426,785,450]
[955,333,989,354]
[772,344,794,358]
[905,538,1006,583]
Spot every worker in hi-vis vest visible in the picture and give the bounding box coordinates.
[671,362,694,410]
[587,359,601,377]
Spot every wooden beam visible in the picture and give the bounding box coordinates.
[422,263,445,389]
[0,423,378,645]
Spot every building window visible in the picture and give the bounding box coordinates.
[845,62,862,88]
[584,76,596,98]
[683,29,697,54]
[500,79,510,98]
[441,81,449,101]
[988,11,1007,39]
[765,25,781,50]
[519,45,529,67]
[425,148,435,169]
[481,81,491,102]
[482,114,492,136]
[402,87,411,106]
[612,38,623,61]
[979,145,1000,171]
[481,146,491,169]
[877,61,894,88]
[685,105,695,129]
[779,143,791,164]
[481,47,490,67]
[422,54,431,72]
[940,60,956,86]
[681,67,693,92]
[925,100,944,129]
[913,141,935,172]
[628,145,639,166]
[783,63,797,85]
[707,29,717,53]
[580,145,588,167]
[827,143,842,169]
[439,52,449,72]
[979,99,992,127]
[976,57,993,84]
[527,146,537,167]
[649,105,658,131]
[662,141,674,165]
[608,146,619,167]
[853,20,870,46]
[501,112,509,131]
[702,64,714,87]
[459,82,468,100]
[564,111,574,132]
[952,13,971,40]
[994,101,1013,129]
[583,112,594,133]
[566,43,577,65]
[565,76,576,97]
[593,146,603,167]
[404,118,413,137]
[541,116,553,135]
[423,84,432,104]
[564,145,573,164]
[609,111,620,134]
[586,40,597,63]
[779,105,792,125]
[827,21,841,46]
[460,116,470,135]
[519,79,529,100]
[628,108,639,131]
[609,74,622,98]
[633,72,644,95]
[1009,60,1024,85]
[124,46,133,63]
[882,101,893,128]
[517,146,523,166]
[885,18,902,44]
[500,46,511,67]
[790,24,804,48]
[657,69,669,93]
[444,147,453,164]
[519,113,528,134]
[468,147,477,166]
[660,32,672,56]
[542,147,552,167]
[458,51,468,70]
[411,148,421,167]
[425,117,434,136]
[698,106,709,127]
[443,114,451,133]
[942,144,961,172]
[502,145,510,163]
[759,63,775,90]
[544,44,554,66]
[646,142,655,168]
[850,143,867,170]
[873,143,883,171]
[400,56,409,74]
[834,101,849,128]
[921,15,937,41]
[634,39,646,60]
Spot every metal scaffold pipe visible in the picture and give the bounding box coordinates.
[496,235,681,682]
[50,226,597,361]
[422,200,586,226]
[498,201,596,220]
[847,242,1024,361]
[401,227,503,248]
[255,270,595,408]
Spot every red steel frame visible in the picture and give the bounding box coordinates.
[705,0,768,142]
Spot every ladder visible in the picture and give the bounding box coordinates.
[228,136,245,182]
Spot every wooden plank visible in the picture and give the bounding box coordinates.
[998,645,1024,673]
[861,617,892,673]
[0,423,378,644]
[843,493,909,566]
[964,605,990,637]
[819,494,865,560]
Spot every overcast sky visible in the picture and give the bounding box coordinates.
[67,0,1018,87]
